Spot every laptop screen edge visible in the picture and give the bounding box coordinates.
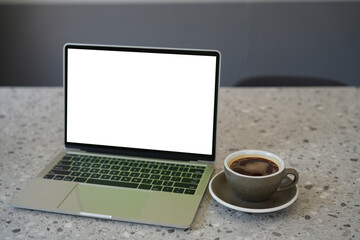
[63,43,220,162]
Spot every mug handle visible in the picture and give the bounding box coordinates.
[277,168,299,192]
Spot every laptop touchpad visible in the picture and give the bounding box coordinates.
[58,184,150,219]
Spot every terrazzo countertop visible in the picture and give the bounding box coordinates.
[1,87,359,239]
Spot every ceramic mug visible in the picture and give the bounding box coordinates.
[224,150,299,202]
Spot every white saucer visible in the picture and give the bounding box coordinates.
[209,171,298,213]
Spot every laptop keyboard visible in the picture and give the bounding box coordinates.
[43,154,205,195]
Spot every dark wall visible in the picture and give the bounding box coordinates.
[1,2,359,86]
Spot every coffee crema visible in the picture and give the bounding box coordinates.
[229,157,279,176]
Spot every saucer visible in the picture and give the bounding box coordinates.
[209,171,298,213]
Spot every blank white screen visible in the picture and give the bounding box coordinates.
[67,48,217,155]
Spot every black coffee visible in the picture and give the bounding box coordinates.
[229,157,279,176]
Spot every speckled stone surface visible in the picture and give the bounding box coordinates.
[1,87,359,239]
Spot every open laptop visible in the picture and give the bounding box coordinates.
[11,43,220,228]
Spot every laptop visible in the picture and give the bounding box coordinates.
[11,43,220,228]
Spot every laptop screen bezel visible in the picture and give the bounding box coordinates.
[64,43,220,162]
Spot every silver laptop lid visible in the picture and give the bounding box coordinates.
[64,44,220,161]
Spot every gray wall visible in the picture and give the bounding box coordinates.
[0,2,359,86]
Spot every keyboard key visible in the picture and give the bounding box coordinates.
[91,173,101,178]
[139,173,150,178]
[101,164,111,169]
[152,185,163,191]
[129,172,140,177]
[160,176,171,181]
[121,177,131,182]
[138,163,148,168]
[163,181,173,186]
[189,168,204,174]
[181,172,192,178]
[63,176,74,181]
[142,179,152,184]
[138,184,152,190]
[130,167,140,172]
[173,188,184,193]
[53,165,71,171]
[148,164,158,169]
[100,175,111,180]
[86,179,138,188]
[49,170,70,176]
[192,174,203,179]
[80,167,90,172]
[140,168,150,173]
[171,177,181,182]
[131,178,142,183]
[44,174,55,179]
[110,166,120,170]
[58,160,72,165]
[178,167,189,172]
[127,162,138,167]
[162,187,173,192]
[158,166,168,170]
[161,171,171,175]
[110,176,121,181]
[182,178,200,184]
[109,170,120,175]
[91,163,101,168]
[70,166,80,171]
[151,170,161,174]
[74,177,87,183]
[82,162,92,167]
[72,161,82,166]
[171,172,181,177]
[173,182,197,189]
[99,169,110,174]
[185,189,196,195]
[81,173,91,178]
[152,180,163,185]
[119,171,130,176]
[150,174,160,180]
[70,171,81,177]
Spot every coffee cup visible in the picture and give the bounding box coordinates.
[224,150,299,202]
